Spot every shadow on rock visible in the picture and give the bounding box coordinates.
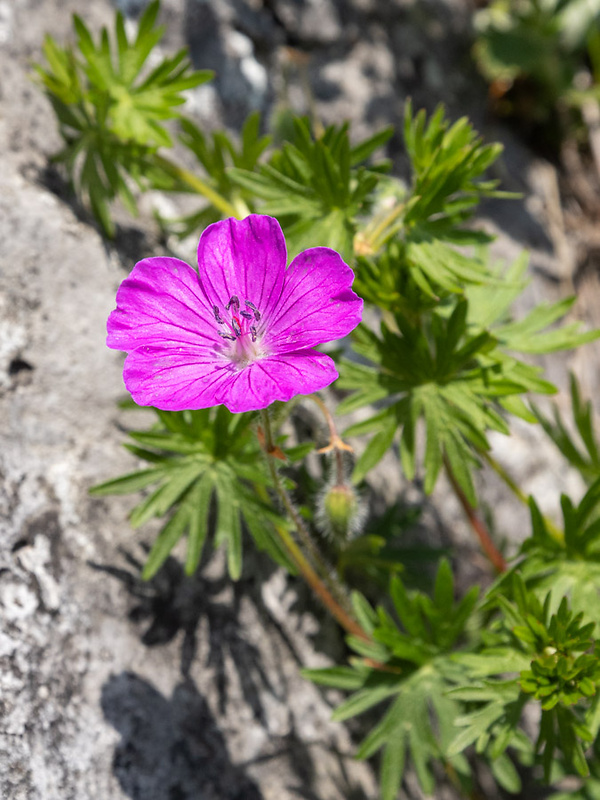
[89,547,288,724]
[102,672,264,800]
[281,730,372,800]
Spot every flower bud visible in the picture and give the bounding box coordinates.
[318,483,364,543]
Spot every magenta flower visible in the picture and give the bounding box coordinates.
[107,215,363,413]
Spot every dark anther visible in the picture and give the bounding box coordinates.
[213,305,224,324]
[245,300,261,321]
[219,332,236,341]
[226,295,239,311]
[250,326,258,342]
[240,310,253,320]
[231,318,242,337]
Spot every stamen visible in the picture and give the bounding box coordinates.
[245,300,261,321]
[215,296,261,349]
[213,305,224,324]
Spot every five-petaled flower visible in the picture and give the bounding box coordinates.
[107,214,363,413]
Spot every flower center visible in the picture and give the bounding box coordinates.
[213,295,264,367]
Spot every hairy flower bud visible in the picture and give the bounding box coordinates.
[318,483,364,543]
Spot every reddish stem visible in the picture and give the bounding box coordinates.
[445,461,507,574]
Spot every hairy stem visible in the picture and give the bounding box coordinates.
[261,408,350,597]
[444,458,507,574]
[152,153,242,219]
[259,408,369,640]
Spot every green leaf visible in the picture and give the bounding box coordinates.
[350,125,393,165]
[352,416,397,484]
[184,472,215,575]
[215,472,242,580]
[228,118,389,255]
[490,752,522,793]
[93,406,282,582]
[89,466,166,496]
[129,461,206,528]
[433,558,454,610]
[331,684,401,721]
[300,666,366,690]
[351,591,378,634]
[142,489,193,579]
[380,729,406,800]
[444,431,478,507]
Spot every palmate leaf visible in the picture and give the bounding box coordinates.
[524,477,600,563]
[34,1,211,235]
[304,562,476,798]
[466,244,600,359]
[90,406,293,580]
[228,118,392,260]
[447,676,530,790]
[342,301,541,504]
[403,235,493,300]
[72,1,211,148]
[344,245,600,498]
[350,664,468,799]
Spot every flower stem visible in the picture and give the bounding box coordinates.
[444,457,507,574]
[259,408,370,640]
[261,408,349,593]
[360,201,406,253]
[308,394,350,486]
[152,153,242,219]
[480,450,565,546]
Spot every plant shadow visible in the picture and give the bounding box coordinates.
[101,671,264,800]
[89,545,298,723]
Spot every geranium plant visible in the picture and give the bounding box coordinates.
[38,3,600,798]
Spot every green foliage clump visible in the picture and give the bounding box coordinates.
[90,406,293,580]
[229,118,393,260]
[304,561,478,799]
[34,0,211,235]
[451,577,600,783]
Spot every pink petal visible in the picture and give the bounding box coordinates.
[197,215,286,316]
[264,248,362,354]
[122,343,236,411]
[122,345,338,413]
[222,350,339,413]
[107,257,217,352]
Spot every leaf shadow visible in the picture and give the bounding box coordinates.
[89,545,291,724]
[101,671,264,800]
